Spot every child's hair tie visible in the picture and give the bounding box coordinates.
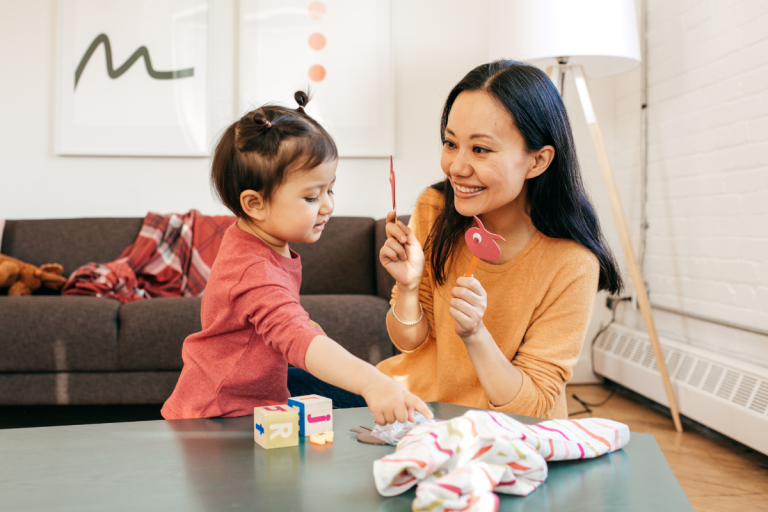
[264,120,272,129]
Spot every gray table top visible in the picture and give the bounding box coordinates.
[0,402,693,512]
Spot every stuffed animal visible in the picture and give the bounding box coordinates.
[0,254,67,296]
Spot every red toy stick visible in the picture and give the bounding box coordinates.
[389,155,397,222]
[464,216,505,277]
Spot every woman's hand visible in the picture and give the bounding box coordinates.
[379,211,425,292]
[360,371,434,425]
[449,276,488,342]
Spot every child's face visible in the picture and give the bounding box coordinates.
[440,90,544,219]
[261,159,338,244]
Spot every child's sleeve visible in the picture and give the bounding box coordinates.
[235,267,322,371]
[487,254,599,418]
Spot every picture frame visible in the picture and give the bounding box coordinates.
[56,0,209,157]
[239,0,395,157]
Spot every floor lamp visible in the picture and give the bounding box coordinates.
[490,0,683,432]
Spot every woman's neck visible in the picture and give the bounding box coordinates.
[477,192,537,266]
[236,219,292,258]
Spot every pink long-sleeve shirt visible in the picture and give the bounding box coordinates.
[161,224,321,419]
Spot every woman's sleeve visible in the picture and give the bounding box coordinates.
[235,268,322,371]
[387,191,439,352]
[488,256,599,418]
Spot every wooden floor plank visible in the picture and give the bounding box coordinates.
[566,384,768,511]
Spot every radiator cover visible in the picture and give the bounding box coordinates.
[593,324,768,455]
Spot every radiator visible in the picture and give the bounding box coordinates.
[593,324,768,455]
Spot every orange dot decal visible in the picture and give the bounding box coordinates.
[309,65,326,82]
[308,33,326,50]
[308,2,326,19]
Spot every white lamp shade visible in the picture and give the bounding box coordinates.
[489,0,641,78]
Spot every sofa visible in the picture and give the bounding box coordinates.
[0,215,408,405]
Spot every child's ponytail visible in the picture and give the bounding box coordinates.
[234,109,278,153]
[211,91,338,218]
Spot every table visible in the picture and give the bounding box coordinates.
[0,402,693,511]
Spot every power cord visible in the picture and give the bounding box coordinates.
[568,296,631,418]
[569,389,617,417]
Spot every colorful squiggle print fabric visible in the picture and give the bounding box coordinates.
[373,410,629,511]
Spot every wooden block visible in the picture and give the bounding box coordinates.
[287,395,333,436]
[254,405,299,449]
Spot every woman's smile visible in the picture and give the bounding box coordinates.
[453,182,486,198]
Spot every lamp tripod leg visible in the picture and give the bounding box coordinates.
[571,65,683,433]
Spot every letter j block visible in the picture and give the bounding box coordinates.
[254,405,299,449]
[287,394,333,436]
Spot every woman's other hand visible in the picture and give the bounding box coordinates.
[449,276,488,341]
[380,211,425,292]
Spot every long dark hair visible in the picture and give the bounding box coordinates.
[425,60,622,294]
[211,91,337,218]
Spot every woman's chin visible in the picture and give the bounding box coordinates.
[453,198,483,218]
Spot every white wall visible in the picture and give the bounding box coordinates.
[0,0,493,220]
[613,0,768,370]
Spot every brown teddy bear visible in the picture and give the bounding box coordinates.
[0,254,67,296]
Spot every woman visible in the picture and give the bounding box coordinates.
[378,60,622,419]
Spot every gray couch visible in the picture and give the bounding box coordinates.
[0,215,407,405]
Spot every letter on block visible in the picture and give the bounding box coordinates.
[287,394,333,436]
[254,405,299,449]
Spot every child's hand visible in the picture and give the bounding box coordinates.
[360,371,434,425]
[379,211,425,292]
[449,276,488,342]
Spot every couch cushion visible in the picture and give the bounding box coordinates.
[0,371,180,405]
[291,217,376,295]
[1,218,143,278]
[0,296,120,371]
[374,215,411,301]
[119,295,395,370]
[118,297,202,371]
[300,295,394,365]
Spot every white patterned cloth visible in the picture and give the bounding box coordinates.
[374,410,630,512]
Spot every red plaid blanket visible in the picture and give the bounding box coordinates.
[63,210,236,304]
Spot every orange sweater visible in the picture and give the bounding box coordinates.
[377,188,599,419]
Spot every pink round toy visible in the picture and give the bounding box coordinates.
[464,216,505,277]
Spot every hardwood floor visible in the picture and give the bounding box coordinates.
[566,384,768,512]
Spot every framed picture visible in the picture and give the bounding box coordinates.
[56,0,209,156]
[240,0,394,157]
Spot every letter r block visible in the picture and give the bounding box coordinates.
[287,395,333,436]
[254,405,299,449]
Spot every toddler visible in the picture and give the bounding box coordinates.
[162,92,432,425]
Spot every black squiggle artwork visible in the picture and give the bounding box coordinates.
[74,33,194,90]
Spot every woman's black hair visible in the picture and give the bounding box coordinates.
[425,60,623,294]
[211,91,337,218]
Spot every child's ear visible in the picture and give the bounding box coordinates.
[526,145,555,180]
[240,189,268,221]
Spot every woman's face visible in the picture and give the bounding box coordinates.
[440,90,544,219]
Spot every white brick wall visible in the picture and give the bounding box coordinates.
[611,0,768,369]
